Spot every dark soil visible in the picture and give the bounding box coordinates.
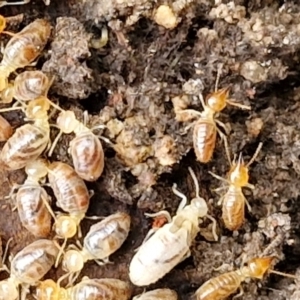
[1,0,300,299]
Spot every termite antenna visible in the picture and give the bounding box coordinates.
[246,142,263,167]
[215,63,224,92]
[269,270,298,280]
[223,138,232,166]
[188,167,200,198]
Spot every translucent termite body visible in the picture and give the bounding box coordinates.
[15,160,52,237]
[133,288,178,300]
[0,19,51,91]
[129,167,217,286]
[47,161,90,239]
[1,70,52,104]
[50,110,105,182]
[36,277,132,300]
[209,142,262,231]
[62,212,131,281]
[0,97,51,170]
[195,257,273,300]
[0,115,13,141]
[0,239,59,300]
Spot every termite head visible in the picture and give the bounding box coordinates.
[25,159,48,181]
[246,257,273,279]
[54,215,78,239]
[228,153,249,186]
[0,278,18,300]
[190,197,208,218]
[36,279,67,300]
[0,15,6,33]
[25,97,50,119]
[1,84,14,104]
[57,110,80,134]
[63,249,84,273]
[206,87,230,112]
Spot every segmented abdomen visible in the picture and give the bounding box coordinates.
[222,186,245,231]
[11,239,59,285]
[1,19,51,71]
[69,278,131,300]
[14,71,50,101]
[16,184,51,237]
[70,131,104,181]
[47,161,89,215]
[0,123,49,170]
[84,212,131,259]
[193,119,216,163]
[195,271,241,300]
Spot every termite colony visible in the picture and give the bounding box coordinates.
[0,3,297,300]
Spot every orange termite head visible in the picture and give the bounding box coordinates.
[0,15,6,33]
[246,257,274,279]
[228,153,249,186]
[25,97,50,119]
[205,87,230,112]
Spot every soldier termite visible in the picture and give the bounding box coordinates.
[0,239,59,300]
[61,212,131,285]
[48,108,107,182]
[133,288,178,300]
[174,71,250,163]
[36,277,132,300]
[0,115,13,141]
[0,18,51,91]
[209,141,263,231]
[129,167,217,286]
[0,97,51,170]
[1,70,53,104]
[194,256,298,300]
[5,160,52,237]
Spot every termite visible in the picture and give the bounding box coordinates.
[0,97,51,170]
[0,18,51,91]
[1,70,53,104]
[129,167,217,286]
[194,256,297,300]
[46,161,90,242]
[175,71,250,163]
[48,108,107,182]
[0,115,13,141]
[61,212,131,284]
[133,288,178,300]
[6,160,52,237]
[36,277,132,300]
[0,239,59,300]
[209,141,263,231]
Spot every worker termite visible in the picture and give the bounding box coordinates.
[133,288,178,300]
[1,70,53,104]
[0,239,59,300]
[209,141,263,231]
[46,161,91,255]
[48,108,106,182]
[0,97,51,170]
[0,115,13,141]
[6,160,52,237]
[36,277,132,300]
[0,18,51,91]
[174,72,250,163]
[194,256,298,300]
[61,212,131,284]
[129,167,217,286]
